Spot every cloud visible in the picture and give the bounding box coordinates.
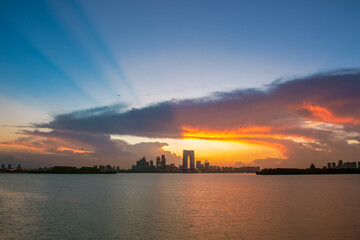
[38,69,360,136]
[2,69,360,168]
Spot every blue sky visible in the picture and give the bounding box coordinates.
[1,0,359,113]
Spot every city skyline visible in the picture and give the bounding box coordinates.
[1,1,360,169]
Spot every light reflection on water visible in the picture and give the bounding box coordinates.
[0,174,359,239]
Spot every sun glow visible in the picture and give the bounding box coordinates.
[111,134,285,166]
[182,126,314,146]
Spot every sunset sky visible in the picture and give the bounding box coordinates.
[1,0,360,168]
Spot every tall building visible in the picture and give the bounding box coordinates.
[106,165,113,171]
[150,160,154,167]
[161,155,166,169]
[132,156,150,171]
[332,162,336,168]
[1,164,5,169]
[156,156,161,168]
[327,162,332,169]
[205,161,210,172]
[196,161,201,169]
[343,162,357,169]
[338,160,343,169]
[8,164,12,170]
[183,150,195,172]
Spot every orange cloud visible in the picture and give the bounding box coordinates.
[182,126,315,156]
[0,143,47,151]
[297,102,360,125]
[0,140,94,154]
[56,146,94,154]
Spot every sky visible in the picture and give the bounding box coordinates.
[0,0,360,169]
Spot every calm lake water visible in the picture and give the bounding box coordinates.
[0,173,359,240]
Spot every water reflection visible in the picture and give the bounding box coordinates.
[0,174,359,239]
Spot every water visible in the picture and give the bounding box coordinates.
[0,173,359,240]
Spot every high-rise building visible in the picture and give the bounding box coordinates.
[343,162,357,169]
[332,162,336,168]
[133,157,150,171]
[327,162,332,169]
[1,164,5,169]
[8,164,12,170]
[156,156,161,168]
[338,160,343,169]
[205,161,210,172]
[106,165,113,171]
[183,150,195,172]
[150,160,154,167]
[161,155,166,169]
[196,161,201,169]
[16,164,22,170]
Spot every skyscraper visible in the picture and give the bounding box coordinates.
[183,150,195,172]
[205,161,210,172]
[338,160,343,169]
[196,161,201,169]
[327,162,332,169]
[156,156,161,168]
[161,155,166,169]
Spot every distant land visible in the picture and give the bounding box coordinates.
[257,161,360,175]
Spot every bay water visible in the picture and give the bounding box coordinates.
[0,174,359,239]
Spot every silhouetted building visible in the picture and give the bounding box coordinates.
[8,164,12,170]
[150,160,154,167]
[183,150,195,172]
[338,160,343,169]
[132,156,150,171]
[156,156,161,168]
[196,161,201,169]
[358,161,360,169]
[161,155,166,169]
[332,162,336,168]
[327,162,332,169]
[205,161,210,172]
[1,164,5,170]
[170,163,179,172]
[99,165,106,172]
[16,164,22,170]
[343,162,357,169]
